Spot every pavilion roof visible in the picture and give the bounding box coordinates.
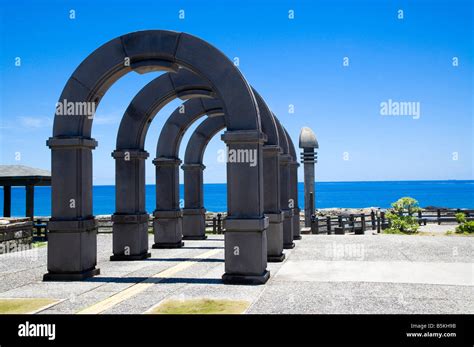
[0,165,51,186]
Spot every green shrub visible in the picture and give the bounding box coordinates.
[455,221,474,234]
[385,197,420,234]
[391,197,421,216]
[455,212,466,224]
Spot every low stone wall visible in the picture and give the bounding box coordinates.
[0,218,33,254]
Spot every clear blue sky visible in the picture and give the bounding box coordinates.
[0,0,472,184]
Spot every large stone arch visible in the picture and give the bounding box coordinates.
[114,66,285,265]
[46,30,267,285]
[111,70,222,260]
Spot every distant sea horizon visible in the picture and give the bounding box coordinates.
[1,180,473,217]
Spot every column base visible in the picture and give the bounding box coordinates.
[293,235,302,240]
[110,252,151,261]
[43,267,100,282]
[182,235,208,240]
[284,242,295,249]
[222,270,270,285]
[152,241,184,249]
[267,253,286,262]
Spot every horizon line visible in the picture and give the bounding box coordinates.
[85,179,474,186]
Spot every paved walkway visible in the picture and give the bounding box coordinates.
[0,233,472,314]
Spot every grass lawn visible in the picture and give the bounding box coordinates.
[0,298,58,314]
[149,298,250,314]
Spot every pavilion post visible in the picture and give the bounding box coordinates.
[3,185,11,217]
[25,185,34,219]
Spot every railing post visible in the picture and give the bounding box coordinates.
[349,214,355,232]
[212,216,217,234]
[326,216,331,234]
[377,216,381,233]
[315,216,319,234]
[437,209,441,225]
[381,211,385,229]
[338,215,343,228]
[361,215,366,232]
[371,211,376,230]
[217,213,222,234]
[310,214,316,234]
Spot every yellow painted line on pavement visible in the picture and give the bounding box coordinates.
[77,248,221,314]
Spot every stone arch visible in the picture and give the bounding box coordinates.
[46,30,266,284]
[111,70,223,260]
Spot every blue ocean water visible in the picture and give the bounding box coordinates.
[1,181,473,217]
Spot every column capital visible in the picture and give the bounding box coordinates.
[279,154,293,164]
[288,160,300,167]
[111,149,149,160]
[153,209,183,218]
[221,130,267,144]
[263,145,281,154]
[152,157,182,166]
[224,216,269,232]
[48,217,97,232]
[182,208,206,215]
[181,163,206,170]
[47,136,97,149]
[112,213,149,224]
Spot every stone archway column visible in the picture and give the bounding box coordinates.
[182,163,207,240]
[263,145,285,262]
[221,130,269,285]
[111,149,151,260]
[153,158,184,248]
[289,160,301,240]
[280,154,294,249]
[44,137,100,281]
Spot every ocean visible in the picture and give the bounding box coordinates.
[1,181,473,217]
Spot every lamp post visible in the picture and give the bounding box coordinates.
[299,127,319,227]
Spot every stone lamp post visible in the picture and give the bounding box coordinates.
[299,127,319,227]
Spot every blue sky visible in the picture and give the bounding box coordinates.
[0,0,472,184]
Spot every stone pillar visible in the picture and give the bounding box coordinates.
[111,149,151,261]
[3,185,11,217]
[289,160,301,239]
[44,137,100,281]
[299,127,319,227]
[279,154,294,249]
[25,185,34,219]
[153,157,184,248]
[221,130,269,285]
[263,145,285,262]
[182,163,207,240]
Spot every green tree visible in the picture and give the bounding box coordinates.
[385,197,420,234]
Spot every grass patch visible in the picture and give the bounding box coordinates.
[32,241,47,248]
[149,298,250,314]
[0,298,58,314]
[383,228,406,235]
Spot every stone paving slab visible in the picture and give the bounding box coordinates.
[0,233,472,314]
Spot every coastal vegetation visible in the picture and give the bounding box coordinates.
[384,197,421,234]
[454,212,474,234]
